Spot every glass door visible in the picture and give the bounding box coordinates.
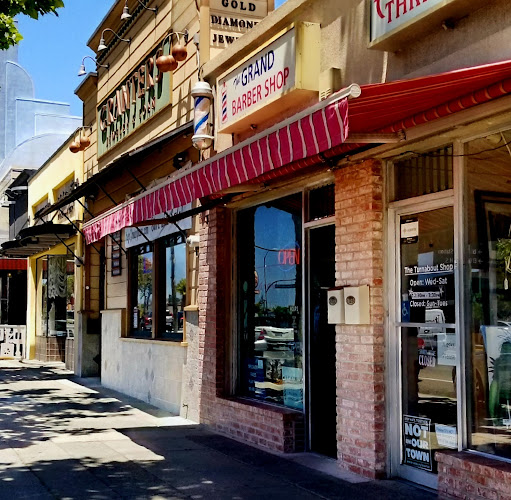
[390,202,459,487]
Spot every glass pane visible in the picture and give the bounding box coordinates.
[36,257,48,336]
[238,193,303,410]
[400,207,457,473]
[466,130,511,458]
[393,146,453,202]
[47,256,68,337]
[162,241,186,341]
[308,184,334,221]
[132,249,153,337]
[66,255,75,338]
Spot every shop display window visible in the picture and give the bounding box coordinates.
[161,235,186,341]
[129,235,187,341]
[130,244,154,338]
[35,251,75,338]
[466,130,511,459]
[237,193,304,410]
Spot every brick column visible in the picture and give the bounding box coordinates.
[334,159,385,478]
[197,206,229,422]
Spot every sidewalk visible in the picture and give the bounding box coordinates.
[0,360,438,499]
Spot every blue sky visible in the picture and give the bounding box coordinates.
[17,0,287,118]
[17,1,115,117]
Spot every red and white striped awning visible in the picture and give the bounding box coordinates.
[83,58,511,244]
[83,85,354,244]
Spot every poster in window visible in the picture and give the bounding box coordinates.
[403,415,432,471]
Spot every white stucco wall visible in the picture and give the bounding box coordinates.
[101,309,186,414]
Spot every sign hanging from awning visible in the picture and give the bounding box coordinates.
[124,203,192,249]
[82,94,350,244]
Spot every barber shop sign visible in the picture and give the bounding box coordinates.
[218,27,296,132]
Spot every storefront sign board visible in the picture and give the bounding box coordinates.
[124,203,192,249]
[369,0,487,51]
[217,23,320,133]
[97,38,172,157]
[403,415,432,471]
[209,0,267,54]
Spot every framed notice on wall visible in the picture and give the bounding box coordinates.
[111,231,122,277]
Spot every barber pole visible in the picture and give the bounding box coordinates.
[192,81,214,150]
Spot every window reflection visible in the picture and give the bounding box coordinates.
[467,131,511,458]
[238,193,303,410]
[131,245,153,338]
[162,237,186,341]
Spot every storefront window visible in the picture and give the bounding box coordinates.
[36,252,75,338]
[129,236,187,340]
[466,130,511,459]
[131,244,153,338]
[161,235,186,341]
[237,193,303,410]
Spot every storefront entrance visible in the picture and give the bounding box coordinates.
[389,198,458,487]
[307,223,337,458]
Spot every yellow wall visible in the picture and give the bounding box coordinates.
[28,135,85,222]
[26,135,85,359]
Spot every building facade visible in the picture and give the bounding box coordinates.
[22,0,511,498]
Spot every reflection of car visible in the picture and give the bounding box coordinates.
[254,326,294,351]
[498,321,511,330]
[142,312,152,331]
[166,312,173,328]
[418,308,446,349]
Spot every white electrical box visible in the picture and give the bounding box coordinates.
[344,285,370,324]
[327,288,345,324]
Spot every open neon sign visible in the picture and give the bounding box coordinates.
[278,248,300,266]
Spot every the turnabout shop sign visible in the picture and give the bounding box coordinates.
[369,0,480,49]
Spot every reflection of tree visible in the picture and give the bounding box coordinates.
[137,257,152,314]
[176,278,186,300]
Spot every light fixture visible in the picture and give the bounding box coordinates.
[121,0,158,20]
[97,28,130,52]
[191,81,213,150]
[78,56,109,76]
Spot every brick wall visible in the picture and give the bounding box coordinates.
[437,451,511,499]
[198,206,304,453]
[334,159,386,479]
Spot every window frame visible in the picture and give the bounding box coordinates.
[128,234,188,341]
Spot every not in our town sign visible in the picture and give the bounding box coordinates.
[97,37,172,157]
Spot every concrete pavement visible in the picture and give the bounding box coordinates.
[0,360,438,499]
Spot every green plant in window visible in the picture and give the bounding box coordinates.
[489,340,511,422]
[496,238,511,290]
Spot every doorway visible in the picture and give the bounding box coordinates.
[389,200,459,487]
[307,223,337,458]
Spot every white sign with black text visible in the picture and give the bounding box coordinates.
[125,203,192,249]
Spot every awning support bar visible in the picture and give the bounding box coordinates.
[126,167,146,192]
[95,182,151,246]
[53,233,84,266]
[57,207,102,256]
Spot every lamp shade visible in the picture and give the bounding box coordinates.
[121,5,131,20]
[98,38,107,51]
[78,64,86,76]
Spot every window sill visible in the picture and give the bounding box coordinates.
[120,337,187,347]
[219,395,303,415]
